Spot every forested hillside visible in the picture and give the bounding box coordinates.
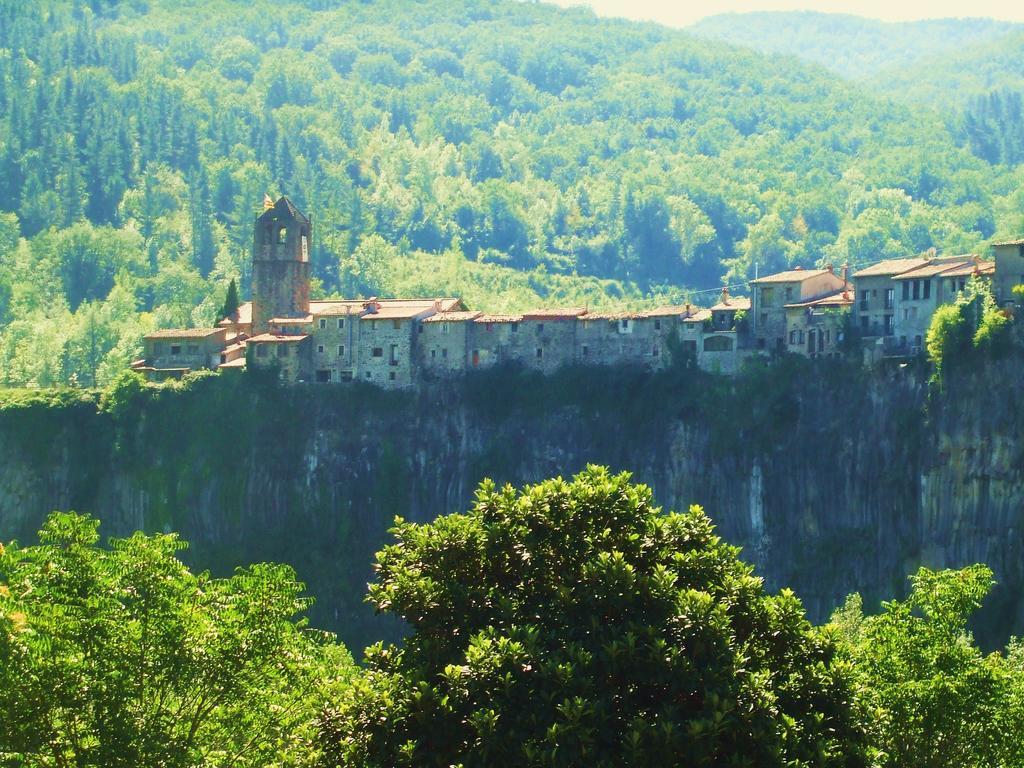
[1,0,1022,386]
[689,12,1017,81]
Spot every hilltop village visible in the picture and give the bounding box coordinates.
[132,197,1023,387]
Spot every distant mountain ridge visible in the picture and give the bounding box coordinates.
[689,11,1019,82]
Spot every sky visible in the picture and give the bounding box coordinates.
[544,0,1024,26]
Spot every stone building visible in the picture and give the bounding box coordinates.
[516,309,587,372]
[420,311,482,375]
[784,288,853,358]
[468,314,524,369]
[851,257,928,342]
[750,266,846,352]
[892,256,993,354]
[138,328,229,381]
[251,196,311,335]
[992,238,1024,306]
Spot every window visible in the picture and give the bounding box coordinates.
[902,282,910,300]
[885,288,894,309]
[486,323,493,332]
[372,347,383,357]
[619,319,630,332]
[654,319,661,330]
[341,371,353,382]
[278,227,287,244]
[315,370,330,383]
[389,372,396,381]
[418,324,424,334]
[389,344,398,364]
[338,345,345,356]
[319,319,326,329]
[256,345,268,358]
[430,349,436,359]
[317,345,325,354]
[277,345,288,358]
[798,330,805,344]
[912,280,920,300]
[536,323,544,334]
[884,316,895,336]
[371,320,378,331]
[582,344,589,357]
[511,323,519,333]
[652,346,659,357]
[789,330,797,345]
[760,287,774,307]
[923,280,931,300]
[300,235,309,262]
[441,348,448,358]
[337,318,345,329]
[170,344,182,356]
[785,286,793,301]
[536,348,543,359]
[392,320,401,330]
[442,323,450,334]
[365,372,371,379]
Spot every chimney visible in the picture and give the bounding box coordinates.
[721,286,730,305]
[684,302,691,317]
[841,262,849,285]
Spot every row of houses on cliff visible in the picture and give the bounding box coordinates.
[131,197,1020,387]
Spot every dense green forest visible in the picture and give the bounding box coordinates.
[4,472,1024,766]
[1,0,1023,387]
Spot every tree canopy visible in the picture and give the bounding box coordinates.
[318,466,868,767]
[0,511,355,768]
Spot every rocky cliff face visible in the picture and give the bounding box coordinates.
[0,357,1021,652]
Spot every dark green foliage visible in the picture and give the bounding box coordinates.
[220,277,240,321]
[0,511,355,767]
[318,467,869,767]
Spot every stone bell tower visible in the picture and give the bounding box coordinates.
[251,195,311,335]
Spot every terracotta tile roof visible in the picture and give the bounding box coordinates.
[893,257,984,280]
[992,238,1024,247]
[474,314,523,323]
[247,333,309,343]
[785,288,855,309]
[710,296,751,312]
[422,311,483,323]
[310,300,364,316]
[644,304,702,318]
[145,328,225,339]
[583,311,646,320]
[682,309,713,323]
[522,307,588,319]
[361,297,464,320]
[852,258,930,278]
[269,315,313,324]
[933,259,995,278]
[218,301,253,327]
[219,357,247,368]
[750,268,833,284]
[221,342,246,355]
[257,196,310,224]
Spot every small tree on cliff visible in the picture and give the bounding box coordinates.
[318,466,868,768]
[0,512,355,768]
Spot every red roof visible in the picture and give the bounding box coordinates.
[218,301,253,327]
[247,333,309,343]
[522,307,588,320]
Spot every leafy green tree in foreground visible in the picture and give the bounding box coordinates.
[831,565,1024,768]
[318,466,868,767]
[0,512,355,768]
